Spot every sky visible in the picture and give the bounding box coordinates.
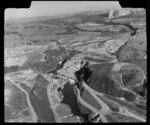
[5,1,121,20]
